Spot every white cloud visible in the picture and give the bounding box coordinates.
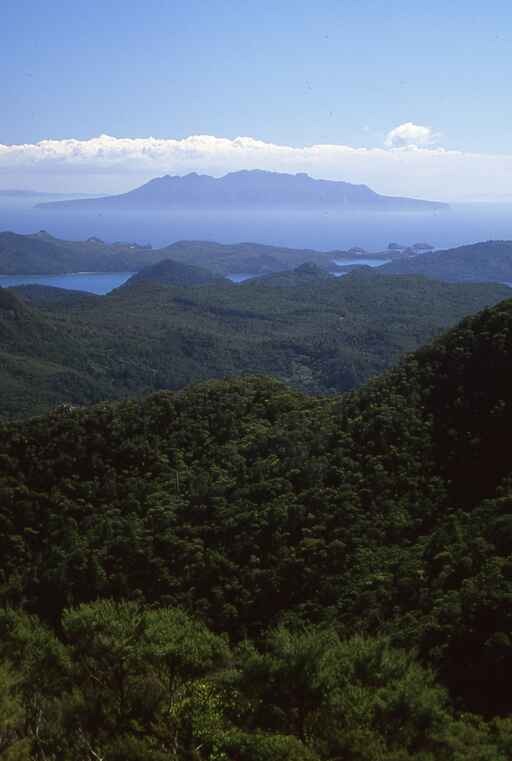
[384,122,439,148]
[0,131,511,201]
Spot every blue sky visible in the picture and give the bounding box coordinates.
[1,0,512,198]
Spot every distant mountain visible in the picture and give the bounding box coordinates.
[36,170,449,212]
[380,240,512,282]
[124,258,231,288]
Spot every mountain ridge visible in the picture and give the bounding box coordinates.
[0,230,391,276]
[380,239,512,282]
[36,169,449,212]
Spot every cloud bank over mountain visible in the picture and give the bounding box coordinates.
[1,125,511,201]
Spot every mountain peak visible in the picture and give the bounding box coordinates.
[36,169,449,212]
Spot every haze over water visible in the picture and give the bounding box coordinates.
[1,195,511,252]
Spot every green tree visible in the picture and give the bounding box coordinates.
[0,609,68,759]
[0,661,31,760]
[61,600,232,760]
[236,627,452,761]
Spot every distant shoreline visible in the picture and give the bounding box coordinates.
[0,270,134,277]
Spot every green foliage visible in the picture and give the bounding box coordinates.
[234,628,451,760]
[1,606,511,760]
[3,290,512,712]
[220,730,320,761]
[125,258,231,288]
[2,267,509,419]
[0,610,68,759]
[0,231,347,278]
[0,231,163,275]
[60,600,231,760]
[2,296,512,756]
[0,661,31,760]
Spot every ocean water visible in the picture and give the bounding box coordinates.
[227,273,258,283]
[0,272,135,294]
[1,195,512,251]
[333,257,391,266]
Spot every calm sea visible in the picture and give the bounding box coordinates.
[0,272,135,294]
[1,195,512,251]
[1,195,512,294]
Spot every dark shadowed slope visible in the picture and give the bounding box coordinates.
[2,296,512,719]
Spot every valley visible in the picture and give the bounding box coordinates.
[1,267,509,420]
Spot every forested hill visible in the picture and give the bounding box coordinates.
[1,298,512,758]
[0,230,165,274]
[246,260,333,286]
[0,230,366,275]
[123,257,232,288]
[380,239,512,282]
[2,271,510,419]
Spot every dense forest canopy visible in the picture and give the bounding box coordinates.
[1,297,512,758]
[1,269,510,419]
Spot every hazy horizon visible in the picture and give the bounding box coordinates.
[2,191,511,252]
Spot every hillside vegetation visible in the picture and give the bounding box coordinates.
[380,240,512,282]
[0,231,356,276]
[1,269,510,418]
[1,298,512,758]
[124,258,232,288]
[0,231,164,274]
